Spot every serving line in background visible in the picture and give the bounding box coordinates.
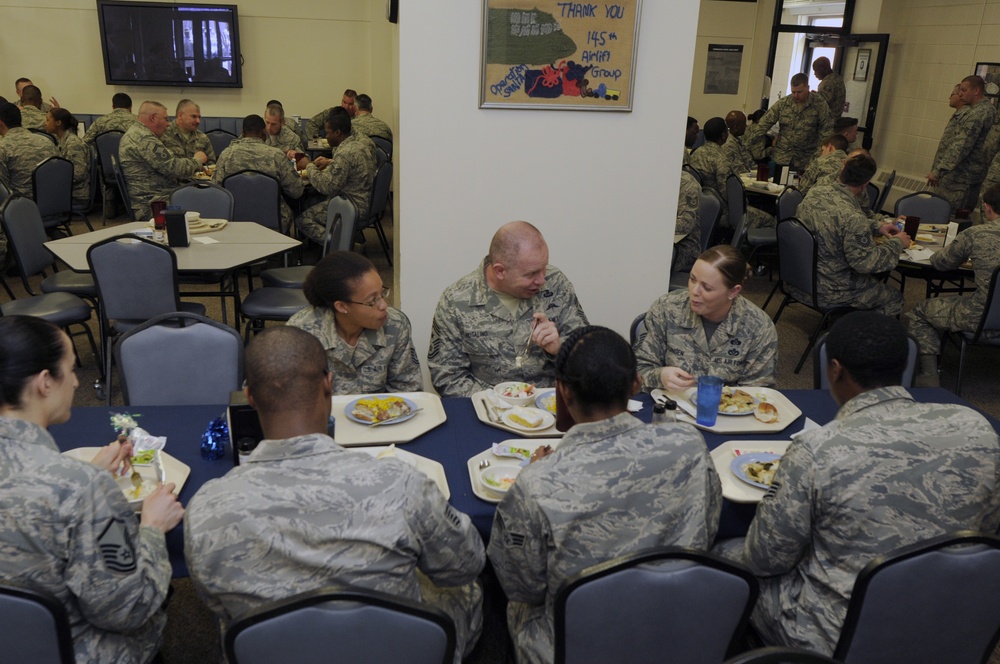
[44,221,301,325]
[47,388,993,579]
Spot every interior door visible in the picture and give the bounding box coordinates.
[839,34,889,150]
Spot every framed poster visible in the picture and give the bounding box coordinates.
[975,62,1000,100]
[854,49,871,82]
[480,0,642,111]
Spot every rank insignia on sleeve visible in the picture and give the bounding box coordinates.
[98,517,137,573]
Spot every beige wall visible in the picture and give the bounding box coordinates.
[0,0,397,133]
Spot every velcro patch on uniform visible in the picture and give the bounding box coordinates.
[98,518,137,573]
[445,505,463,529]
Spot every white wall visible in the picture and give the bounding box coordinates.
[398,1,701,382]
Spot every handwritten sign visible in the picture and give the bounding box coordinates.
[480,0,642,111]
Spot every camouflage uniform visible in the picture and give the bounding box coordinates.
[0,417,172,664]
[931,98,996,212]
[56,130,91,206]
[307,107,335,139]
[721,132,759,174]
[756,93,834,171]
[488,412,721,664]
[428,260,589,397]
[352,113,393,142]
[635,289,778,389]
[906,220,1000,355]
[673,170,702,273]
[0,126,57,198]
[184,433,485,663]
[690,140,773,229]
[794,181,905,315]
[265,125,302,154]
[726,387,1000,654]
[118,122,201,220]
[294,131,377,244]
[18,99,53,113]
[287,305,424,394]
[83,109,137,145]
[18,105,47,131]
[212,137,303,232]
[797,149,846,196]
[817,71,846,118]
[288,120,309,152]
[817,170,889,231]
[160,123,216,163]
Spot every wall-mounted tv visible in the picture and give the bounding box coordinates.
[96,0,243,88]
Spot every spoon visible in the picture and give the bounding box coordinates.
[478,459,491,470]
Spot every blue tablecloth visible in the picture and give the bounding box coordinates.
[48,388,993,577]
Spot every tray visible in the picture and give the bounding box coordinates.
[471,391,564,438]
[355,446,449,499]
[467,438,562,504]
[653,387,802,434]
[62,448,190,509]
[331,392,446,446]
[146,218,228,234]
[710,440,790,503]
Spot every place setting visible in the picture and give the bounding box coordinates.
[354,444,450,499]
[471,382,564,438]
[709,439,790,503]
[328,392,448,446]
[652,376,802,434]
[466,438,561,503]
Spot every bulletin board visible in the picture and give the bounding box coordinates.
[480,0,642,111]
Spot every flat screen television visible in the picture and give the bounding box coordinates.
[96,0,242,88]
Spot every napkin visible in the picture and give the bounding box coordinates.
[790,417,821,440]
[627,399,643,412]
[194,236,220,245]
[905,247,934,261]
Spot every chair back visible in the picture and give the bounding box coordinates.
[110,152,135,220]
[727,174,749,249]
[222,170,281,229]
[630,313,647,350]
[94,131,124,184]
[32,156,74,222]
[169,181,235,220]
[682,163,702,185]
[814,331,919,389]
[375,146,388,169]
[554,547,758,664]
[894,191,952,224]
[834,531,1000,664]
[698,188,723,251]
[28,128,57,145]
[324,195,358,255]
[0,582,74,664]
[87,235,183,326]
[206,129,237,157]
[724,646,841,664]
[0,180,9,207]
[777,186,804,223]
[776,219,817,306]
[865,182,879,211]
[360,161,393,229]
[873,169,895,214]
[224,586,455,664]
[0,196,59,280]
[115,312,244,405]
[371,136,393,159]
[973,266,1000,340]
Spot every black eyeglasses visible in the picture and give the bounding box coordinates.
[347,286,390,308]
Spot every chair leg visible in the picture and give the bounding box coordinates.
[0,274,14,300]
[373,219,393,266]
[772,295,791,323]
[955,337,968,397]
[795,311,833,374]
[762,281,781,312]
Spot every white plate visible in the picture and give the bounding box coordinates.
[355,446,449,499]
[467,439,561,503]
[471,391,563,438]
[501,408,556,432]
[710,440,791,503]
[61,448,190,511]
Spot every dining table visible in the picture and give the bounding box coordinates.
[47,388,996,579]
[893,221,974,298]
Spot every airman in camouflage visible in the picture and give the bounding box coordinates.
[794,157,907,315]
[352,94,393,141]
[716,312,1000,655]
[797,135,848,195]
[813,57,846,118]
[212,116,304,232]
[83,95,137,145]
[929,76,997,212]
[263,103,303,155]
[690,119,773,229]
[907,185,1000,359]
[119,101,206,221]
[489,412,721,664]
[673,170,702,273]
[160,99,216,163]
[56,128,91,206]
[0,416,174,664]
[0,116,58,199]
[306,90,357,138]
[294,126,377,244]
[636,289,777,389]
[288,305,423,394]
[185,328,484,663]
[19,104,46,131]
[428,222,589,397]
[723,110,766,172]
[756,74,834,171]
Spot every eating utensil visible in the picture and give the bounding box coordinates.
[369,407,423,427]
[478,459,491,470]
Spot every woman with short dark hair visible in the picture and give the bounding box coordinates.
[45,107,90,207]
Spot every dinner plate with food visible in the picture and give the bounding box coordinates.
[466,439,561,503]
[655,387,798,433]
[61,447,190,511]
[471,389,564,438]
[331,392,447,446]
[709,440,791,503]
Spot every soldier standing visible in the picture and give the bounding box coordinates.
[813,56,846,119]
[756,73,834,172]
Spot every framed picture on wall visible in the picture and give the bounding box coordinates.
[975,62,1000,99]
[479,0,642,111]
[854,49,871,82]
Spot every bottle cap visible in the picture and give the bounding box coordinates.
[665,398,677,410]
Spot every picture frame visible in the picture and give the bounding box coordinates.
[479,0,642,111]
[975,62,1000,98]
[853,49,871,82]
